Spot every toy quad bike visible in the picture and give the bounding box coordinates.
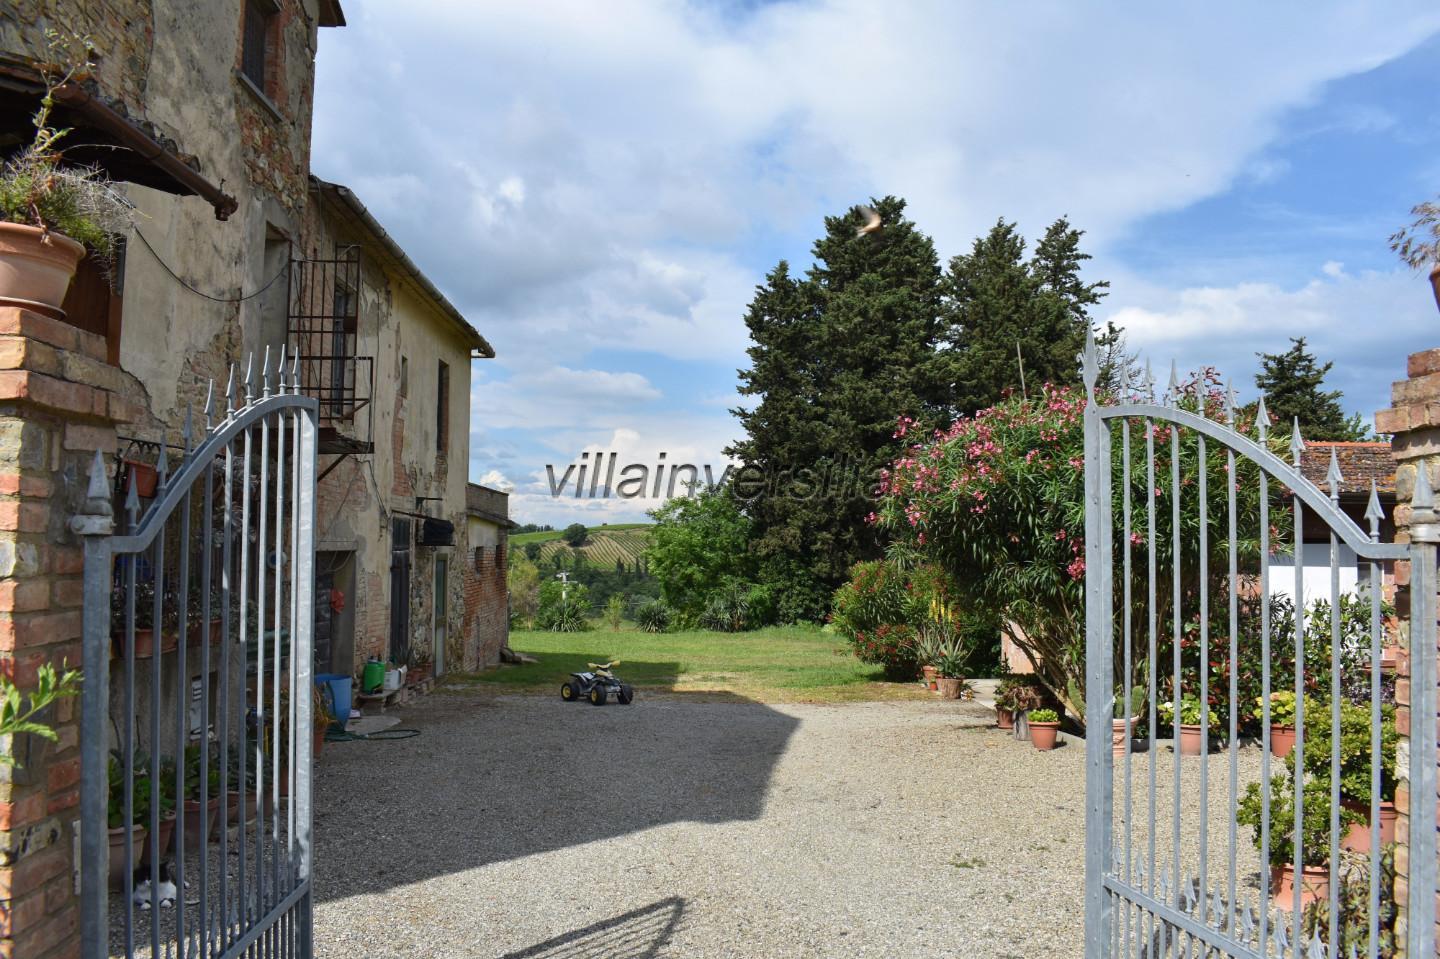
[560,661,634,706]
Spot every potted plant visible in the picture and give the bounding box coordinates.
[1028,708,1061,751]
[1066,677,1146,756]
[178,744,222,854]
[1238,771,1361,909]
[910,628,942,691]
[0,32,132,317]
[1389,195,1440,312]
[934,652,965,700]
[1254,691,1298,758]
[109,579,180,659]
[408,647,433,685]
[106,755,150,888]
[997,677,1045,734]
[1288,697,1400,853]
[1158,695,1218,756]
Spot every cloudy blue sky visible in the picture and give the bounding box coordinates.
[311,1,1440,527]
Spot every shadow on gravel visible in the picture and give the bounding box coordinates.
[496,897,686,959]
[311,669,799,903]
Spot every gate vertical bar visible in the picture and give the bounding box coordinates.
[76,453,114,959]
[295,390,317,957]
[1084,331,1113,958]
[1408,465,1438,959]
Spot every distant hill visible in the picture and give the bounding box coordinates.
[511,524,652,570]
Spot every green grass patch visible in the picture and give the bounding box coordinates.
[454,625,929,703]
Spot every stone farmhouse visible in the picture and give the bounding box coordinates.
[0,4,507,956]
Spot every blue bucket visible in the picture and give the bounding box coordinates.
[315,673,352,730]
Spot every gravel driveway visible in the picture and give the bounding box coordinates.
[312,687,1268,959]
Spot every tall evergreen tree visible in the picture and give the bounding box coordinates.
[727,197,945,619]
[940,217,1107,414]
[1254,337,1369,441]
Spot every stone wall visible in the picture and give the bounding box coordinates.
[0,308,135,959]
[1379,347,1440,957]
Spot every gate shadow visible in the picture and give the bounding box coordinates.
[496,897,686,959]
[310,659,799,903]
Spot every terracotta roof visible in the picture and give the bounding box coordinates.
[1297,442,1396,497]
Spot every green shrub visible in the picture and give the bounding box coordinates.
[635,599,672,634]
[536,580,592,632]
[699,582,752,632]
[603,594,626,631]
[1029,708,1059,724]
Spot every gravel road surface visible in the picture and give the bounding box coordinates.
[311,688,1268,959]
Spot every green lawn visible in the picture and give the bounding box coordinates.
[452,625,931,703]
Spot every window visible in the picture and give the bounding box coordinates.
[436,360,450,456]
[241,0,277,93]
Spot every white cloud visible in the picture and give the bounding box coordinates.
[315,2,1440,368]
[1102,265,1437,420]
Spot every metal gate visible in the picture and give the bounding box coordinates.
[76,350,319,958]
[1081,333,1437,959]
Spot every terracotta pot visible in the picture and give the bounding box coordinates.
[996,707,1014,730]
[409,665,433,685]
[0,222,85,318]
[108,824,148,888]
[1176,724,1204,756]
[217,790,259,838]
[1269,724,1296,759]
[110,627,179,660]
[1030,720,1060,751]
[145,814,175,864]
[313,724,327,758]
[1270,863,1330,910]
[125,460,158,498]
[936,676,962,700]
[1112,717,1135,756]
[1341,800,1398,853]
[181,797,222,853]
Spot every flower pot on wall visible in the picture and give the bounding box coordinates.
[110,628,179,660]
[0,223,85,318]
[1269,724,1296,759]
[125,460,159,498]
[1029,721,1060,751]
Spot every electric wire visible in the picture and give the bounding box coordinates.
[131,226,290,303]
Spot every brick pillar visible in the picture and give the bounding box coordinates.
[1379,346,1440,957]
[0,307,131,959]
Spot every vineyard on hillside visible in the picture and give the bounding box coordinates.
[512,525,651,571]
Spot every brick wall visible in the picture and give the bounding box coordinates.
[1380,346,1440,957]
[0,308,131,959]
[462,534,508,671]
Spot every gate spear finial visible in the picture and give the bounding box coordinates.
[1366,480,1383,541]
[1165,360,1178,406]
[226,364,237,415]
[1289,417,1305,467]
[1255,394,1269,440]
[276,343,287,394]
[1325,446,1343,503]
[1143,359,1155,403]
[243,353,254,405]
[1224,382,1235,425]
[1082,326,1097,397]
[124,472,140,530]
[262,345,272,397]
